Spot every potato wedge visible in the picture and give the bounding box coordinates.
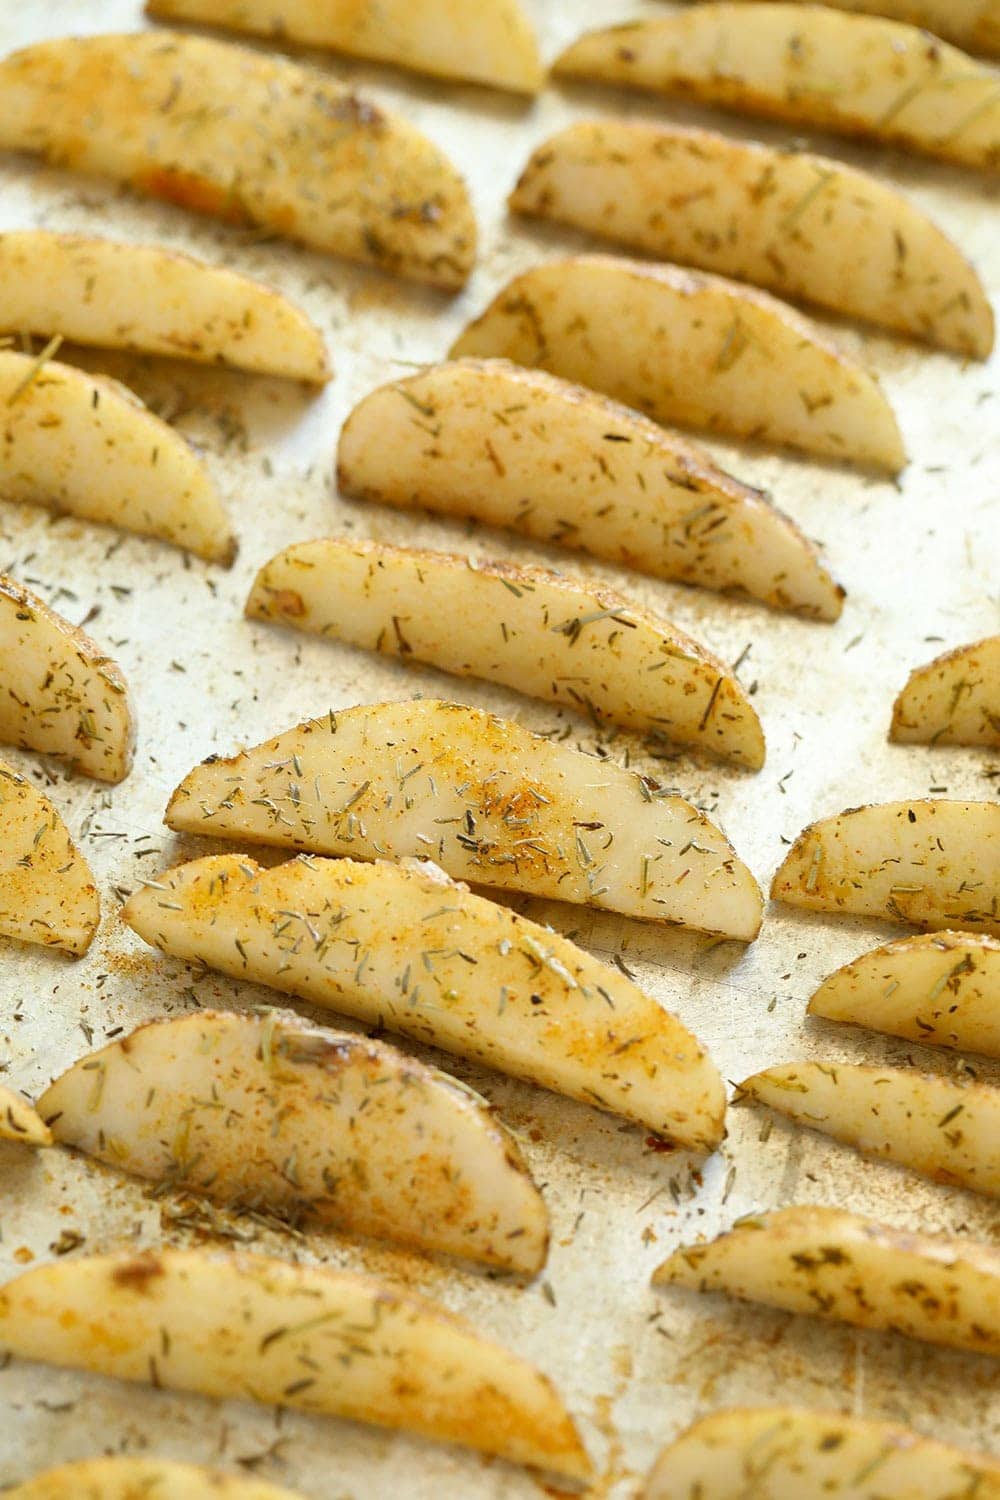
[164,698,764,939]
[718,1,1000,58]
[771,799,1000,933]
[247,538,765,767]
[0,1084,51,1147]
[146,0,543,94]
[450,257,904,469]
[891,636,1000,746]
[0,1248,592,1481]
[0,760,99,956]
[739,1061,1000,1197]
[653,1204,1000,1356]
[39,1007,550,1272]
[0,578,135,782]
[122,854,726,1146]
[642,1406,1000,1499]
[337,361,844,621]
[8,1458,308,1500]
[552,7,1000,171]
[0,32,476,289]
[809,931,1000,1056]
[509,121,993,358]
[0,350,235,563]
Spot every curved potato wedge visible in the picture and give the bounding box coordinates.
[0,578,135,782]
[336,361,844,621]
[771,799,1000,933]
[7,1458,308,1500]
[0,1084,51,1147]
[719,1,1000,59]
[0,350,235,563]
[450,257,904,469]
[146,0,544,94]
[0,760,99,956]
[809,931,1000,1056]
[739,1061,1000,1198]
[0,33,476,289]
[642,1406,1000,1499]
[0,1248,592,1481]
[653,1204,1000,1356]
[509,121,993,358]
[891,637,1000,746]
[164,698,764,939]
[122,854,726,1147]
[552,6,1000,171]
[39,1008,549,1271]
[247,538,766,767]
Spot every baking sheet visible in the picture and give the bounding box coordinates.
[0,0,997,1493]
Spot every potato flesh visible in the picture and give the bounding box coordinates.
[164,698,764,939]
[247,538,765,767]
[719,0,1000,58]
[0,761,99,956]
[0,1083,51,1147]
[8,1458,308,1500]
[891,636,1000,746]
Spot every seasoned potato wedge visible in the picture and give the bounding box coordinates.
[553,7,1000,171]
[0,33,476,289]
[810,931,1000,1056]
[0,760,99,956]
[740,1061,1000,1197]
[654,1204,1000,1356]
[0,350,235,563]
[0,1248,592,1481]
[0,578,135,782]
[642,1406,1000,1499]
[891,636,1000,746]
[164,699,764,939]
[123,854,726,1146]
[510,122,993,358]
[247,538,765,767]
[0,1084,51,1147]
[8,1458,308,1500]
[147,0,543,93]
[40,1008,549,1271]
[771,799,1000,933]
[720,0,1000,58]
[450,257,904,469]
[337,361,844,620]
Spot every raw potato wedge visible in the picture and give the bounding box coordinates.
[337,361,844,621]
[552,6,1000,171]
[0,350,235,563]
[0,33,476,289]
[147,0,544,94]
[654,1204,1000,1356]
[810,931,1000,1056]
[719,0,1000,58]
[247,538,766,767]
[0,760,99,956]
[122,854,727,1146]
[509,122,993,358]
[0,577,135,783]
[39,1008,550,1272]
[771,799,1000,933]
[642,1405,1000,1499]
[891,636,1000,746]
[0,1084,51,1147]
[164,698,764,939]
[739,1061,1000,1198]
[0,1248,592,1481]
[7,1458,309,1500]
[450,258,904,469]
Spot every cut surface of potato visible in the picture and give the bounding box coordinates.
[740,1061,1000,1198]
[7,1458,308,1500]
[0,350,235,563]
[553,6,1000,171]
[0,577,135,782]
[164,698,764,939]
[510,121,993,358]
[771,799,1000,933]
[891,636,1000,746]
[146,0,543,93]
[0,760,99,956]
[247,538,765,767]
[40,1007,550,1272]
[0,32,476,289]
[810,931,1000,1056]
[716,0,1000,58]
[0,1083,51,1147]
[0,1248,592,1480]
[450,257,903,469]
[337,361,844,620]
[654,1204,1000,1356]
[123,854,726,1147]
